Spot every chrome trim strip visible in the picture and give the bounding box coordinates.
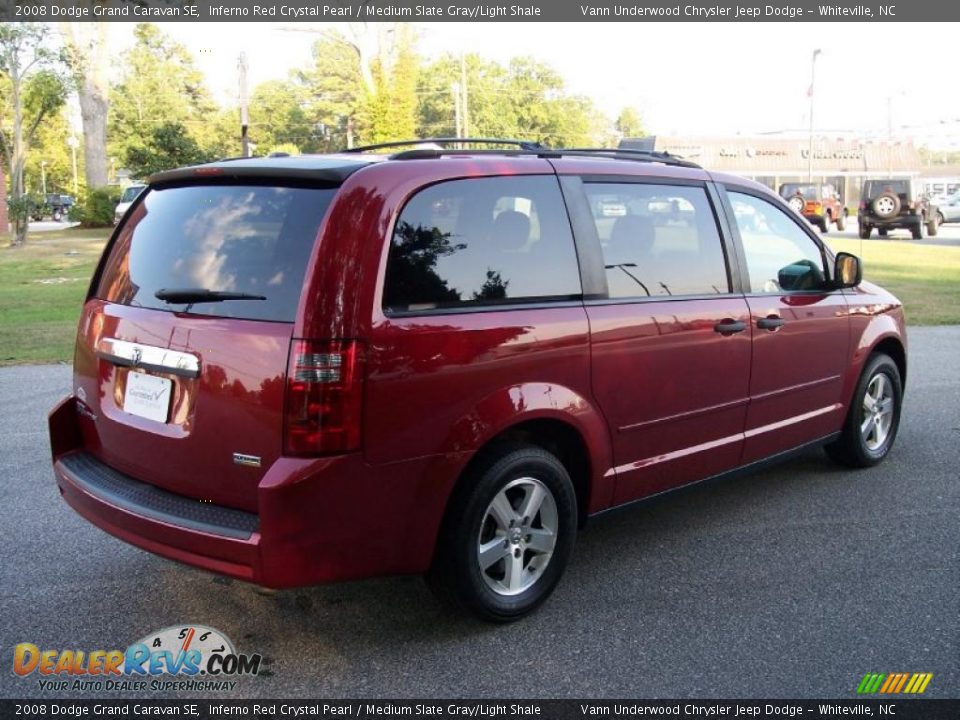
[96,338,200,379]
[618,396,751,433]
[613,404,842,475]
[750,374,841,403]
[743,403,841,438]
[612,432,743,475]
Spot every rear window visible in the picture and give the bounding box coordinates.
[95,184,335,322]
[865,180,909,197]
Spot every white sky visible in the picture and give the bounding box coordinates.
[100,22,960,147]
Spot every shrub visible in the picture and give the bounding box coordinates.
[71,187,120,227]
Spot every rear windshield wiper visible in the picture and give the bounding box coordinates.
[154,288,266,304]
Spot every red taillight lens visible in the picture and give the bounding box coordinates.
[859,201,867,210]
[283,339,363,456]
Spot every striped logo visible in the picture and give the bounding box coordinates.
[857,673,933,694]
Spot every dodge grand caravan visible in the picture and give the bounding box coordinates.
[49,140,906,621]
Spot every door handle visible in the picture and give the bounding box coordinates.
[757,316,785,331]
[714,319,747,335]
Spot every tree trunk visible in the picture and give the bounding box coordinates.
[60,22,110,189]
[11,62,27,246]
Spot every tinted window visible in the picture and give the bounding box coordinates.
[864,180,909,197]
[120,185,145,203]
[583,183,729,298]
[729,191,826,293]
[96,184,335,322]
[383,176,581,312]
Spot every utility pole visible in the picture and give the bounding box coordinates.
[40,161,47,195]
[452,83,462,140]
[807,48,821,183]
[886,95,893,175]
[460,53,469,138]
[238,53,250,157]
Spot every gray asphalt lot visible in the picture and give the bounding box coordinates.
[1,327,957,700]
[821,216,960,247]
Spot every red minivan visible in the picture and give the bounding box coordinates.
[49,142,906,621]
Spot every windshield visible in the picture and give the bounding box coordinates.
[780,184,819,199]
[120,185,146,203]
[95,184,336,322]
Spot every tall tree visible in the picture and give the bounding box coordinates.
[109,23,219,176]
[59,22,109,188]
[124,122,211,178]
[615,106,645,140]
[417,54,604,147]
[248,79,316,154]
[358,24,419,145]
[0,23,68,246]
[295,34,364,150]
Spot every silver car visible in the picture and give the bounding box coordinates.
[936,191,960,224]
[114,184,147,225]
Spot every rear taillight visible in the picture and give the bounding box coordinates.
[859,201,867,210]
[283,339,363,456]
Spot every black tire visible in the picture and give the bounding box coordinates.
[858,224,871,240]
[820,217,830,234]
[911,219,923,240]
[936,211,945,226]
[825,353,903,468]
[878,228,888,238]
[871,192,900,218]
[428,444,578,622]
[836,213,846,232]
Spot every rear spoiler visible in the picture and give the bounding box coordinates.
[148,161,368,187]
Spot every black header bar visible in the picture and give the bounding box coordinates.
[4,0,958,22]
[2,700,960,720]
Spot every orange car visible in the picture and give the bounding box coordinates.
[779,182,846,233]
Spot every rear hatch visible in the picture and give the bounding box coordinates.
[74,182,337,512]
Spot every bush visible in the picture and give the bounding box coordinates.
[71,187,120,227]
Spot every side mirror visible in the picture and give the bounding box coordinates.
[834,252,862,288]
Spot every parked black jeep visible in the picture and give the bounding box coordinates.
[858,179,938,240]
[30,193,75,222]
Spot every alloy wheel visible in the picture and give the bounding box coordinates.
[477,477,558,596]
[861,373,894,451]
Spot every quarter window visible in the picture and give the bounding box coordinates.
[383,176,581,313]
[728,191,827,293]
[583,183,729,298]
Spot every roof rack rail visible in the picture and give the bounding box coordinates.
[342,138,546,154]
[559,147,701,169]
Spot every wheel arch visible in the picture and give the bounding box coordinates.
[872,335,907,387]
[454,416,596,528]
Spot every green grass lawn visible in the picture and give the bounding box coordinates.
[0,228,958,366]
[827,237,960,326]
[0,228,109,366]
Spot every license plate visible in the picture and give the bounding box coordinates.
[123,371,172,423]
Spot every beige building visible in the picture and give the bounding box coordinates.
[631,135,922,206]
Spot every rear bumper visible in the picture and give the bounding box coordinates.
[858,212,922,228]
[49,396,461,588]
[55,449,261,582]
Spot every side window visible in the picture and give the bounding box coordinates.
[583,183,730,298]
[728,191,827,293]
[383,176,581,313]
